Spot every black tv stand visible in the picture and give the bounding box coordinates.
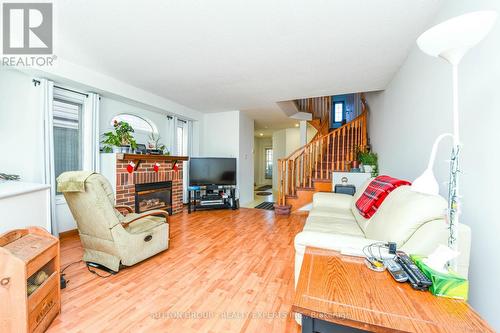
[188,185,238,213]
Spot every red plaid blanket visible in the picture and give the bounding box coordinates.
[355,175,411,218]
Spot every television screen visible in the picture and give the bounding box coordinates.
[189,157,237,186]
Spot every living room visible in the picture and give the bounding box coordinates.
[1,0,499,332]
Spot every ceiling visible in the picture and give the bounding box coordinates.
[55,0,442,125]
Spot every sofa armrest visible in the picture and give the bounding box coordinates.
[312,192,353,210]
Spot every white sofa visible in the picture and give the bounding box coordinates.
[294,180,471,286]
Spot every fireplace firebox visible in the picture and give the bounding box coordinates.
[135,181,172,215]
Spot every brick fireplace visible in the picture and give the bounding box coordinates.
[101,153,188,215]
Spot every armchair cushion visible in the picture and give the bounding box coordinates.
[121,212,167,234]
[124,215,166,234]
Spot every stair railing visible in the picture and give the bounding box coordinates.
[295,96,331,135]
[277,110,368,206]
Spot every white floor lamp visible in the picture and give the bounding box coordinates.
[414,11,497,267]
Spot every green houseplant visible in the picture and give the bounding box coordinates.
[102,120,137,153]
[358,150,378,176]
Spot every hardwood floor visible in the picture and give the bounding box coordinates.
[48,208,305,333]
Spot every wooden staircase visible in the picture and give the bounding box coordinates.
[276,94,369,212]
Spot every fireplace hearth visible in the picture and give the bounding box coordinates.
[135,181,172,215]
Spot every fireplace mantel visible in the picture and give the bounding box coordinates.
[100,153,186,215]
[116,154,189,162]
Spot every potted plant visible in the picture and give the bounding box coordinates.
[148,133,170,155]
[358,150,378,176]
[102,120,137,153]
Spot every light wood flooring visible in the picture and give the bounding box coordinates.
[48,208,305,333]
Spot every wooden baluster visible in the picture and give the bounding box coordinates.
[287,159,290,198]
[278,160,282,205]
[283,159,287,198]
[342,127,346,171]
[348,124,352,164]
[313,141,317,179]
[305,145,311,187]
[331,133,335,174]
[283,160,286,205]
[320,136,324,180]
[326,134,331,179]
[355,122,358,158]
[316,139,320,179]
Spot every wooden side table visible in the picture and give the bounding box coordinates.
[0,227,60,333]
[292,247,493,333]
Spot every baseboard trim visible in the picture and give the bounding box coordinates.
[59,228,78,239]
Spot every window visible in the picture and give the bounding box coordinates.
[334,101,344,123]
[53,98,83,192]
[111,114,157,134]
[265,148,273,179]
[177,125,184,155]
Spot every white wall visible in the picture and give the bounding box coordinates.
[200,111,239,156]
[254,137,273,186]
[0,69,45,183]
[238,112,255,204]
[22,59,203,121]
[199,111,254,205]
[366,0,500,329]
[272,130,286,190]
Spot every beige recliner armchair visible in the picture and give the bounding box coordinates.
[57,171,169,272]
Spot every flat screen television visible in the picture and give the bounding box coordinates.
[189,157,237,186]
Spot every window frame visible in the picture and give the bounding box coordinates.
[110,113,158,136]
[333,101,345,123]
[52,88,86,199]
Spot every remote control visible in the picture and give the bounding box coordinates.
[396,251,432,289]
[384,259,409,282]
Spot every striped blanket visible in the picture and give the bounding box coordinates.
[355,175,411,218]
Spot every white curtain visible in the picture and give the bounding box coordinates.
[40,79,57,235]
[83,93,100,172]
[184,120,193,203]
[165,115,175,155]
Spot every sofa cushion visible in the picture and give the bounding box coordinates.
[308,206,354,220]
[304,216,364,237]
[364,186,447,246]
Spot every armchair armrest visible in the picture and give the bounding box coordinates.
[121,210,169,228]
[115,205,134,215]
[312,192,353,210]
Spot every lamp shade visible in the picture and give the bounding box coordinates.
[417,11,497,64]
[412,168,439,195]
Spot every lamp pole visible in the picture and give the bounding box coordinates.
[447,62,460,254]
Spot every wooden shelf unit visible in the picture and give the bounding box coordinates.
[0,227,60,333]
